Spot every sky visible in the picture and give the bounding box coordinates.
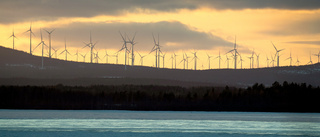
[0,0,320,69]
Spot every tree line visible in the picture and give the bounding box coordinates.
[0,81,319,112]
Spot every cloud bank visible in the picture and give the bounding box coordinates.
[40,21,233,52]
[1,0,320,23]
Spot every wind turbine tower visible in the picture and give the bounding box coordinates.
[80,53,87,62]
[52,47,59,58]
[161,53,166,68]
[266,56,270,67]
[255,53,260,68]
[179,54,186,69]
[185,53,190,69]
[307,52,313,65]
[239,56,244,69]
[60,39,71,61]
[9,29,18,50]
[129,32,137,66]
[192,51,198,70]
[104,50,110,63]
[169,54,174,69]
[207,53,213,69]
[118,31,130,70]
[247,56,252,69]
[226,55,231,69]
[74,49,79,62]
[83,32,97,63]
[285,51,292,66]
[137,52,147,66]
[174,53,178,69]
[25,23,35,55]
[313,50,320,63]
[33,29,48,69]
[226,36,239,69]
[271,41,284,67]
[215,50,222,69]
[150,33,161,68]
[44,29,55,58]
[296,57,300,66]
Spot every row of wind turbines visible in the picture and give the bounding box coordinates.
[6,25,320,70]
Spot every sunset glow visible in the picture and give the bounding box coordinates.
[1,0,320,69]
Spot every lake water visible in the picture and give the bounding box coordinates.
[0,110,319,137]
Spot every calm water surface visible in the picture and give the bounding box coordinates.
[0,110,319,137]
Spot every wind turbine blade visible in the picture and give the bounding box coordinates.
[33,42,42,51]
[50,29,55,33]
[59,50,65,56]
[44,29,49,34]
[271,41,277,51]
[43,43,48,48]
[132,32,137,41]
[119,31,126,42]
[157,33,159,45]
[31,31,36,36]
[152,33,157,45]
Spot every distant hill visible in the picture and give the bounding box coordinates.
[0,46,319,87]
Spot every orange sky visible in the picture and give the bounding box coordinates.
[0,1,320,69]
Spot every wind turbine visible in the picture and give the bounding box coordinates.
[207,53,213,69]
[238,56,244,69]
[83,32,97,63]
[179,54,187,69]
[270,53,276,67]
[74,49,79,62]
[313,50,320,63]
[59,39,71,61]
[118,31,131,70]
[25,23,35,55]
[251,49,255,68]
[103,50,110,63]
[255,53,260,68]
[80,52,87,62]
[137,52,147,66]
[161,52,166,68]
[33,29,48,69]
[9,28,18,50]
[44,29,55,58]
[296,56,300,66]
[150,33,161,68]
[226,36,240,69]
[94,51,101,63]
[225,55,231,69]
[285,51,292,66]
[247,56,253,69]
[307,52,313,65]
[113,52,119,64]
[215,50,222,69]
[271,41,284,67]
[266,55,270,67]
[169,54,174,69]
[185,53,190,69]
[191,51,198,70]
[128,32,137,66]
[173,52,178,69]
[51,47,59,58]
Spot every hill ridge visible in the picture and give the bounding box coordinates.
[0,46,319,87]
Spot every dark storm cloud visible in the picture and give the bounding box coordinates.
[1,0,320,23]
[44,21,232,52]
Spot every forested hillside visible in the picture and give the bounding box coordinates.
[1,81,319,112]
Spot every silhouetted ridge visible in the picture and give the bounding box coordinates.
[0,46,320,87]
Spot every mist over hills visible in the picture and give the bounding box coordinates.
[0,46,319,87]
